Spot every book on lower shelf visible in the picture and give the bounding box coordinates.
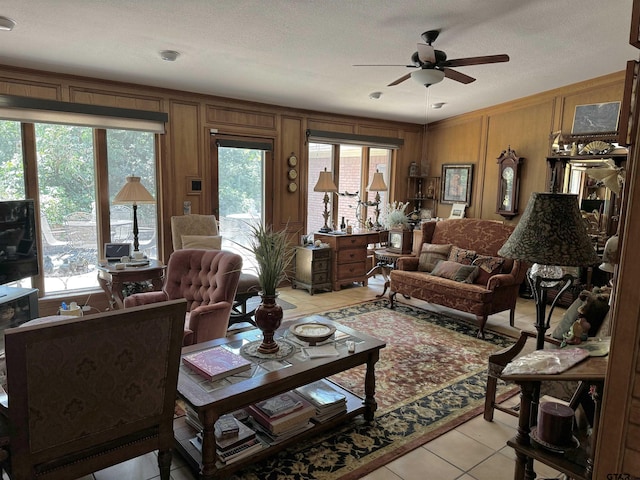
[254,391,304,419]
[247,391,316,435]
[295,379,347,423]
[182,346,252,381]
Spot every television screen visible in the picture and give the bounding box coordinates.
[0,199,39,285]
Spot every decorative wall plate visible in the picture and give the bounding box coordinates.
[581,141,611,155]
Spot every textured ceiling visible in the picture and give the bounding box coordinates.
[0,0,636,124]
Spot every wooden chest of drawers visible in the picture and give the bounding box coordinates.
[292,246,332,295]
[316,231,382,291]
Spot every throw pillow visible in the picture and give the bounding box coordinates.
[418,243,452,272]
[430,260,479,283]
[448,246,477,265]
[181,235,221,250]
[472,255,505,285]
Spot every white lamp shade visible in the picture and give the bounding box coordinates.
[411,69,445,86]
[113,176,155,205]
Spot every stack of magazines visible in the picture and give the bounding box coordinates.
[295,379,347,423]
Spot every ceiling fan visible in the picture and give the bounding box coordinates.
[354,30,509,87]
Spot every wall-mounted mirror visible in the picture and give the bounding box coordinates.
[496,147,524,218]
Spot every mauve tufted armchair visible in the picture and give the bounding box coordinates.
[124,249,242,345]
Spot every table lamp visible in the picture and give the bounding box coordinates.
[499,192,600,349]
[313,168,338,233]
[368,170,388,229]
[113,176,155,252]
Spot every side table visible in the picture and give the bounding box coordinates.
[367,249,414,297]
[97,260,166,310]
[502,356,607,480]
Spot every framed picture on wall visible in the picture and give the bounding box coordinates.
[441,164,473,205]
[571,101,621,135]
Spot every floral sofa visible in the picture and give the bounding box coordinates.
[389,218,527,337]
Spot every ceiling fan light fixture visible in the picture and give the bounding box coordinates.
[411,69,445,87]
[159,50,180,62]
[0,16,16,31]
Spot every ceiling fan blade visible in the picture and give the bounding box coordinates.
[443,54,509,68]
[353,64,415,67]
[444,68,476,84]
[417,44,436,64]
[388,73,412,86]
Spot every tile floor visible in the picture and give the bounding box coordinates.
[53,276,569,480]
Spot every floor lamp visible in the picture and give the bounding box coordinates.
[498,192,600,350]
[313,168,338,233]
[113,176,155,252]
[368,170,388,229]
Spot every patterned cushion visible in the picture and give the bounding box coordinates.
[430,260,479,283]
[418,243,452,272]
[448,246,477,265]
[472,255,505,285]
[181,235,221,250]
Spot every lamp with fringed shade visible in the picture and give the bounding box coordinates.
[498,192,600,349]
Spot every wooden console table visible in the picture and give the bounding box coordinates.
[97,260,165,309]
[315,231,385,291]
[502,356,607,480]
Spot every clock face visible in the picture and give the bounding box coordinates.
[390,232,402,248]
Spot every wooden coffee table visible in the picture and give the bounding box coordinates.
[174,318,386,479]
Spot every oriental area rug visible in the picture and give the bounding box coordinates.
[229,300,517,480]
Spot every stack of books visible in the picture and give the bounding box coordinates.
[295,379,347,423]
[189,414,263,465]
[246,391,316,443]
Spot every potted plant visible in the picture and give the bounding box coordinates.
[244,221,293,353]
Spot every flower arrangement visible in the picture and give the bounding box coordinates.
[384,201,410,230]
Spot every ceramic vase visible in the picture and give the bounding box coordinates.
[254,293,283,354]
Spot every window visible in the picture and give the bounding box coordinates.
[306,142,392,235]
[0,120,158,296]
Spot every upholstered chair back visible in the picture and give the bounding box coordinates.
[2,300,187,480]
[164,249,241,312]
[125,249,242,345]
[170,214,221,251]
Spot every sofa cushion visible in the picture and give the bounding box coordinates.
[448,246,477,265]
[418,243,452,272]
[472,255,505,285]
[431,260,479,283]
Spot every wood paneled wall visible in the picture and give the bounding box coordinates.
[426,71,625,221]
[0,64,422,261]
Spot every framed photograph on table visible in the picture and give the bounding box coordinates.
[449,203,466,219]
[571,102,621,135]
[441,164,473,205]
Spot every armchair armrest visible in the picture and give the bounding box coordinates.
[187,301,233,343]
[123,291,169,308]
[396,256,419,271]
